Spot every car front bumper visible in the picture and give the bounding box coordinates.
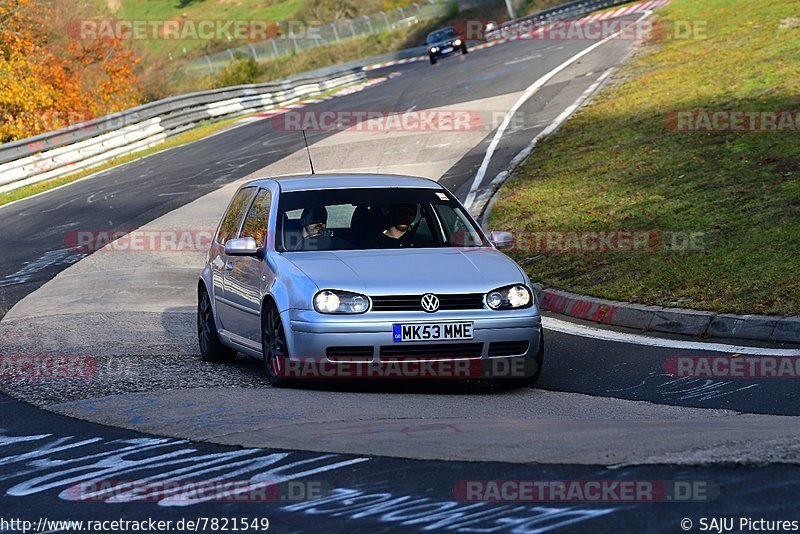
[430,43,462,58]
[282,308,542,379]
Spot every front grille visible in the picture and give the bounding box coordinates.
[326,346,373,362]
[371,293,484,312]
[380,342,483,360]
[488,341,529,357]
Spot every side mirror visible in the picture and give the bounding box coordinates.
[224,237,259,256]
[488,231,515,250]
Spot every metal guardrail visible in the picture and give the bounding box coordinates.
[0,69,366,193]
[486,0,637,39]
[187,0,448,75]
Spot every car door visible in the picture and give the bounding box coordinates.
[212,186,257,335]
[221,187,275,344]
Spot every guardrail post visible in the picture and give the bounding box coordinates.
[504,0,516,19]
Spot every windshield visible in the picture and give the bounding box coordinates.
[427,28,456,44]
[276,187,489,252]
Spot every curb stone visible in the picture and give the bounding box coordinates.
[774,317,800,344]
[648,308,715,337]
[707,314,781,342]
[531,286,800,343]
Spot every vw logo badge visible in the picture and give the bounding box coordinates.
[421,293,440,313]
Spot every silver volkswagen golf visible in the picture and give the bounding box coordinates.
[198,174,543,388]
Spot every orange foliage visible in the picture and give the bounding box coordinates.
[0,0,141,143]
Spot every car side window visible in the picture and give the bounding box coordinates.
[216,187,256,245]
[240,189,272,248]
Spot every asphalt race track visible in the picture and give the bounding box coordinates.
[1,11,799,533]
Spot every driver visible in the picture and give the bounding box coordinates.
[301,206,328,239]
[292,206,332,251]
[383,203,416,240]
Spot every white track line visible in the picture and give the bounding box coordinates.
[489,66,615,187]
[543,316,800,355]
[465,10,653,206]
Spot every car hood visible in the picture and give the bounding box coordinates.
[430,38,457,48]
[285,247,525,295]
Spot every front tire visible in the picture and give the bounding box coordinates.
[494,330,544,389]
[197,288,236,363]
[429,55,437,65]
[462,44,468,54]
[261,303,295,388]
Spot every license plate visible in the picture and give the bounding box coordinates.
[393,322,473,342]
[442,47,454,54]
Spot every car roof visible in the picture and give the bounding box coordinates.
[245,173,443,192]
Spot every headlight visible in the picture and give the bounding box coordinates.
[314,290,370,314]
[430,47,438,53]
[454,39,462,46]
[485,285,532,310]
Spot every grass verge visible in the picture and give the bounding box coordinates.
[488,0,800,316]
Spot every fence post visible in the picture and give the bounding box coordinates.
[331,22,340,42]
[363,15,373,34]
[381,11,391,31]
[249,43,259,61]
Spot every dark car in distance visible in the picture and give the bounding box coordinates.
[426,27,468,64]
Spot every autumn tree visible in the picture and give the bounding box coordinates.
[0,0,141,143]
